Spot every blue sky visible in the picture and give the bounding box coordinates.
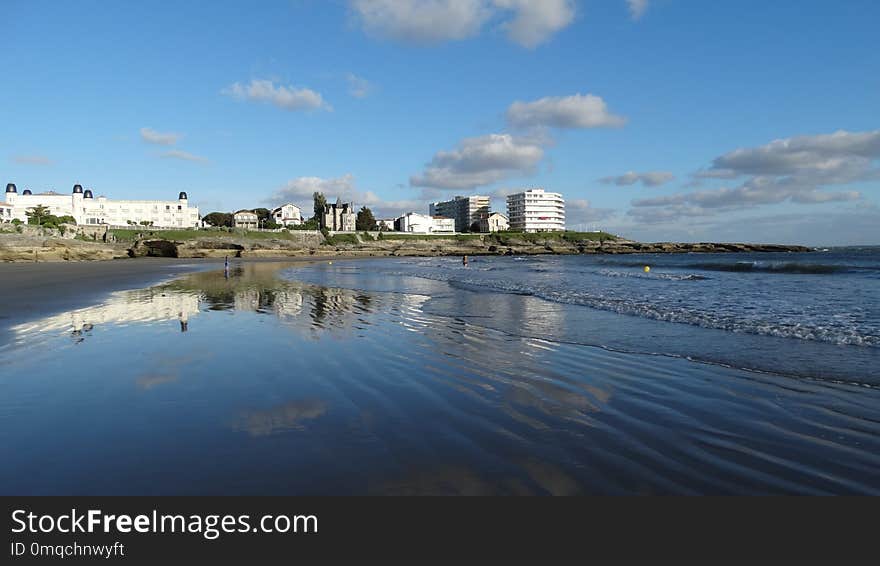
[2,0,878,245]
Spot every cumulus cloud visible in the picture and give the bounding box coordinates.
[635,129,880,223]
[11,155,52,166]
[705,129,880,183]
[494,0,576,48]
[626,0,649,20]
[600,171,674,187]
[507,94,626,129]
[349,0,575,47]
[140,127,180,146]
[350,0,491,44]
[346,73,373,98]
[160,150,209,164]
[410,133,545,190]
[222,79,331,112]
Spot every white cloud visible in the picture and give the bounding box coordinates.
[349,0,575,47]
[222,79,331,112]
[600,171,674,187]
[627,0,649,20]
[636,129,880,223]
[11,155,52,166]
[507,94,626,129]
[140,127,181,146]
[707,129,880,182]
[350,0,491,44]
[410,133,545,190]
[160,150,209,164]
[494,0,575,48]
[346,73,373,98]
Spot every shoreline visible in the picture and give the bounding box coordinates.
[0,231,815,263]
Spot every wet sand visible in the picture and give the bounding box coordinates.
[0,256,375,346]
[0,259,221,328]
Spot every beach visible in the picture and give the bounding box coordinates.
[1,253,878,495]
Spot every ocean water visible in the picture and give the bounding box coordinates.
[1,251,878,495]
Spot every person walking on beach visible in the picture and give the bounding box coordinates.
[224,255,229,279]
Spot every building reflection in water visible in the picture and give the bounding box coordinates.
[10,261,376,343]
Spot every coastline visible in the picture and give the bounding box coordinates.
[0,230,814,263]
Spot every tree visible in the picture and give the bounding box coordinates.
[202,212,233,227]
[254,208,272,224]
[356,206,377,231]
[26,205,51,226]
[292,218,319,230]
[313,192,327,222]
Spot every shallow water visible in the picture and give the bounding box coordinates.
[1,256,878,495]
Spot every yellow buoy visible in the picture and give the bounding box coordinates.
[643,266,650,273]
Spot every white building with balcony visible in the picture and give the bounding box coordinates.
[3,183,200,227]
[506,189,565,232]
[271,203,302,227]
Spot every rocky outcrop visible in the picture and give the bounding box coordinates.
[0,229,812,263]
[0,234,129,262]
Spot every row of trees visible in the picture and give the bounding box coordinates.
[201,192,380,232]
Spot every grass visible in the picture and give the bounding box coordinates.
[323,233,360,246]
[492,231,619,243]
[109,228,304,242]
[380,234,483,241]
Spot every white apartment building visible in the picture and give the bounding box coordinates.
[394,212,455,234]
[3,183,200,227]
[429,195,490,232]
[506,189,565,232]
[271,203,302,227]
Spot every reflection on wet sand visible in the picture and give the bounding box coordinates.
[11,262,377,343]
[234,400,327,436]
[4,259,877,495]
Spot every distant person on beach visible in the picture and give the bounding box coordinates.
[224,255,229,279]
[462,255,468,267]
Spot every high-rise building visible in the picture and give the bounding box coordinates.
[428,195,490,232]
[506,189,565,232]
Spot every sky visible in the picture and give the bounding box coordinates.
[1,0,879,245]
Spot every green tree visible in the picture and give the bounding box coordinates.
[26,205,51,226]
[254,208,272,226]
[292,218,319,230]
[202,212,233,227]
[313,192,327,222]
[356,206,377,231]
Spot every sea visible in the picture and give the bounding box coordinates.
[1,248,878,494]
